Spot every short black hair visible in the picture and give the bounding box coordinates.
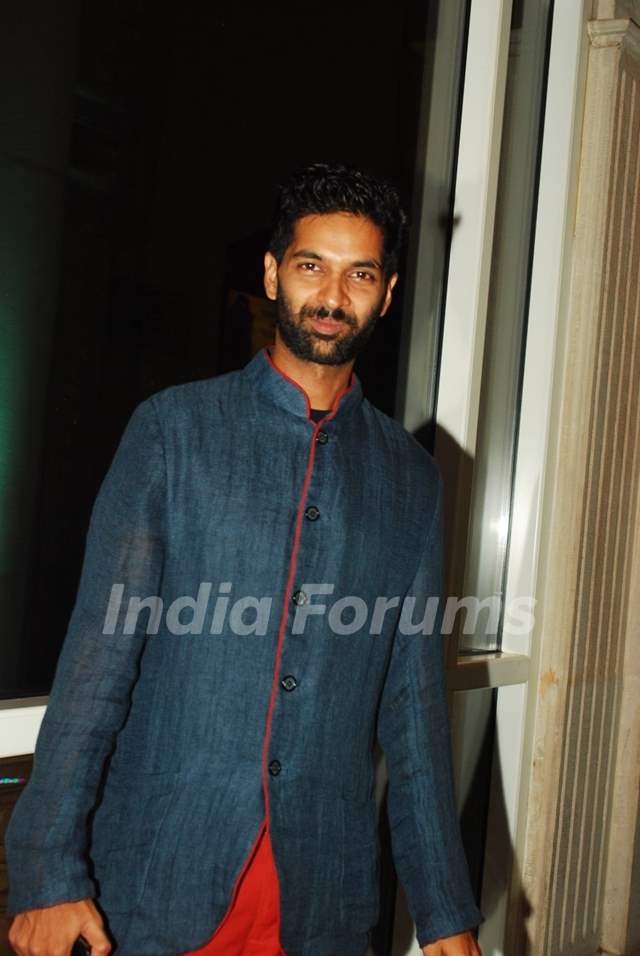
[268,162,407,278]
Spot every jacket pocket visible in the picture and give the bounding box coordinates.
[90,769,177,916]
[340,793,379,931]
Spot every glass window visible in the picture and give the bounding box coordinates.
[459,0,554,654]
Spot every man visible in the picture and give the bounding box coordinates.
[6,163,483,956]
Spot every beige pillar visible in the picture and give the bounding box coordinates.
[505,9,640,956]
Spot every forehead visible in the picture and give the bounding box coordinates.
[287,212,384,262]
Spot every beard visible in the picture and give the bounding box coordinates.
[275,289,383,366]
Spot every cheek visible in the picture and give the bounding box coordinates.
[280,278,317,310]
[354,287,387,318]
[277,282,308,317]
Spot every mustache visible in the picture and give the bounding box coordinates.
[299,304,357,327]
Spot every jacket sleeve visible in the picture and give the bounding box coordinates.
[376,469,484,948]
[5,396,166,915]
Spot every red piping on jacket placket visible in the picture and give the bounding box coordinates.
[260,346,356,823]
[190,349,356,952]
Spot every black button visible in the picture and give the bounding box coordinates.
[316,431,329,444]
[281,674,297,691]
[292,589,307,605]
[305,505,320,521]
[269,759,281,776]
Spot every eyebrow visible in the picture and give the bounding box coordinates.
[292,250,323,261]
[292,250,382,270]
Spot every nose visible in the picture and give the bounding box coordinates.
[320,272,350,311]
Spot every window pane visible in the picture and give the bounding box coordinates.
[459,0,554,654]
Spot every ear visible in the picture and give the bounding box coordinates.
[380,273,398,317]
[264,251,279,301]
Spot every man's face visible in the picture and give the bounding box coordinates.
[264,212,398,366]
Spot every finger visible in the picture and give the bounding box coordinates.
[7,917,29,956]
[79,920,112,956]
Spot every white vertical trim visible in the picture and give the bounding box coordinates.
[397,0,469,434]
[394,3,515,954]
[434,0,513,460]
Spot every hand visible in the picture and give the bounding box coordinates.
[422,929,481,955]
[8,899,111,956]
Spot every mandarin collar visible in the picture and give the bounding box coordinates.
[243,346,363,422]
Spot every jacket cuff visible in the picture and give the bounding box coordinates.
[415,903,485,949]
[5,850,95,917]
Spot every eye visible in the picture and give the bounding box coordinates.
[351,271,375,282]
[299,262,321,272]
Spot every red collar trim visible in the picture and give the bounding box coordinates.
[263,346,356,423]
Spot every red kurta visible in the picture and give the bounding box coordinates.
[184,825,287,955]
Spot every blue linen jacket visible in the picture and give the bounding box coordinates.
[5,346,483,955]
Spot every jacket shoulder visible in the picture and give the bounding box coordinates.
[139,368,244,422]
[362,399,441,490]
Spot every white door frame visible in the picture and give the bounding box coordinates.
[424,2,589,955]
[395,1,515,953]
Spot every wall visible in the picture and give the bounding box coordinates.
[507,6,640,954]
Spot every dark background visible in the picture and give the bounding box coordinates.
[8,0,435,697]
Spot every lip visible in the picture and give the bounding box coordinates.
[309,316,345,334]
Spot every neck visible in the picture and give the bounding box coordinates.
[269,336,354,411]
